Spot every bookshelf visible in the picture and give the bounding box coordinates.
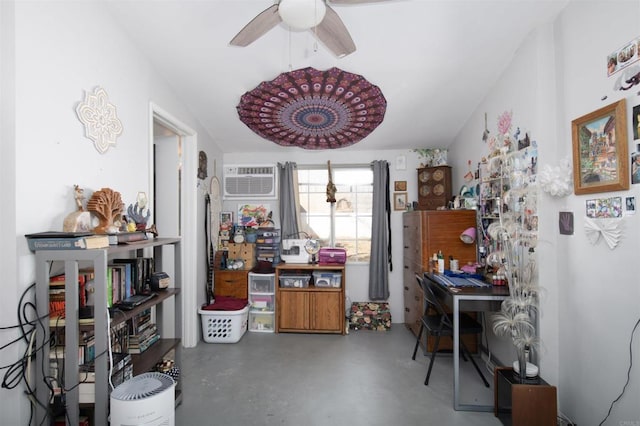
[34,238,182,426]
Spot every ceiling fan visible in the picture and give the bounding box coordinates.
[230,0,388,58]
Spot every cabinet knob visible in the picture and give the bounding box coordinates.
[404,286,409,291]
[405,307,410,312]
[403,245,409,249]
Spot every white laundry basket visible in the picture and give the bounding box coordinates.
[199,305,249,343]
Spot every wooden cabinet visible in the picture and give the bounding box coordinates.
[417,166,452,210]
[214,269,249,299]
[402,210,478,351]
[275,264,345,334]
[494,367,557,426]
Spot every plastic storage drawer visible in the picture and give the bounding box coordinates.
[249,272,275,293]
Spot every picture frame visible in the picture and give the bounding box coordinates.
[393,192,407,211]
[394,180,407,191]
[219,211,233,230]
[571,99,629,195]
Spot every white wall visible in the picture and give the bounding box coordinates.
[449,2,640,424]
[1,2,222,424]
[223,148,426,324]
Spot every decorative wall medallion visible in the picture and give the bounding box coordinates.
[237,67,387,150]
[76,87,123,154]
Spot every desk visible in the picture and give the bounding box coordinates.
[424,272,509,412]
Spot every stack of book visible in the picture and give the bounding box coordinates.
[48,272,95,327]
[25,231,110,251]
[127,308,159,354]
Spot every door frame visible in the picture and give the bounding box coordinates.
[149,102,199,348]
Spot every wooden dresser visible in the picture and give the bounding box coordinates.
[403,210,478,350]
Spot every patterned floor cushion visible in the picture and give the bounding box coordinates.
[349,302,391,331]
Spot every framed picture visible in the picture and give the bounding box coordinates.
[393,192,407,211]
[571,99,629,195]
[394,180,407,191]
[220,211,233,230]
[237,204,270,227]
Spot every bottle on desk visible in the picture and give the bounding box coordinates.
[436,250,444,274]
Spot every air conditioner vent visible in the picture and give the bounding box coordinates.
[223,164,277,199]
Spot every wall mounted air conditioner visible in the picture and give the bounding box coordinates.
[223,164,277,199]
[110,372,175,426]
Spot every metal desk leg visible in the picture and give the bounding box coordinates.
[453,295,495,412]
[453,297,461,410]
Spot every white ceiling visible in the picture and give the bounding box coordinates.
[105,0,568,153]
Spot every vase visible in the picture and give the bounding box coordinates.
[513,345,539,383]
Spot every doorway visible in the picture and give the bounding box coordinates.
[150,103,199,348]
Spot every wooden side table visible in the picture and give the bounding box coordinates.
[494,367,557,426]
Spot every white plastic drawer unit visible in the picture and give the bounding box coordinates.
[248,272,275,293]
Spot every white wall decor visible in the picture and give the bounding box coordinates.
[76,86,123,154]
[538,158,573,197]
[583,217,622,250]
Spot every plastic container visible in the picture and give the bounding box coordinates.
[249,311,275,332]
[249,272,275,293]
[198,305,249,343]
[279,274,311,288]
[312,271,342,288]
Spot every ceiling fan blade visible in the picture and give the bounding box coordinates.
[313,6,356,57]
[328,0,390,4]
[230,4,282,47]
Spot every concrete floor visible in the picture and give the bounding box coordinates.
[175,326,502,426]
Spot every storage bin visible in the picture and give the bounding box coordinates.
[249,294,274,311]
[198,305,249,343]
[248,272,275,293]
[249,311,275,332]
[279,274,311,288]
[312,271,342,288]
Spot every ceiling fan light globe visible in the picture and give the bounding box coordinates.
[278,0,326,30]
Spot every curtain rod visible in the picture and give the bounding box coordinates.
[296,163,372,170]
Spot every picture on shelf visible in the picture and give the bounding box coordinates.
[220,211,233,230]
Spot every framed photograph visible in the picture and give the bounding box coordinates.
[633,104,640,140]
[571,99,629,195]
[394,180,407,191]
[393,192,407,211]
[219,211,233,230]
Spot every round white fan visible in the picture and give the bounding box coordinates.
[304,239,320,264]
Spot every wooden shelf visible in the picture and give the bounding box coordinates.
[132,338,181,375]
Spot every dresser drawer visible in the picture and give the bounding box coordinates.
[214,270,249,299]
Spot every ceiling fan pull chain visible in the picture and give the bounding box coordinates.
[288,27,293,71]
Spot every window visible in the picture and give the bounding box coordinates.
[297,165,373,262]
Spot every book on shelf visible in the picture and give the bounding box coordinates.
[112,256,154,295]
[107,231,148,245]
[25,232,110,251]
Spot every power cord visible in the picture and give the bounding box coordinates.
[598,316,640,426]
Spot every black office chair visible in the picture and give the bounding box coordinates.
[411,274,490,387]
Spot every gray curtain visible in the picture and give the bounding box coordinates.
[278,162,301,239]
[369,160,391,300]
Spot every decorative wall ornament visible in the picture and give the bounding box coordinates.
[237,67,386,150]
[538,158,573,197]
[584,217,623,249]
[76,87,123,154]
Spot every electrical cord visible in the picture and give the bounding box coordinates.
[598,316,640,426]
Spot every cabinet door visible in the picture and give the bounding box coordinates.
[310,291,342,332]
[279,291,309,330]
